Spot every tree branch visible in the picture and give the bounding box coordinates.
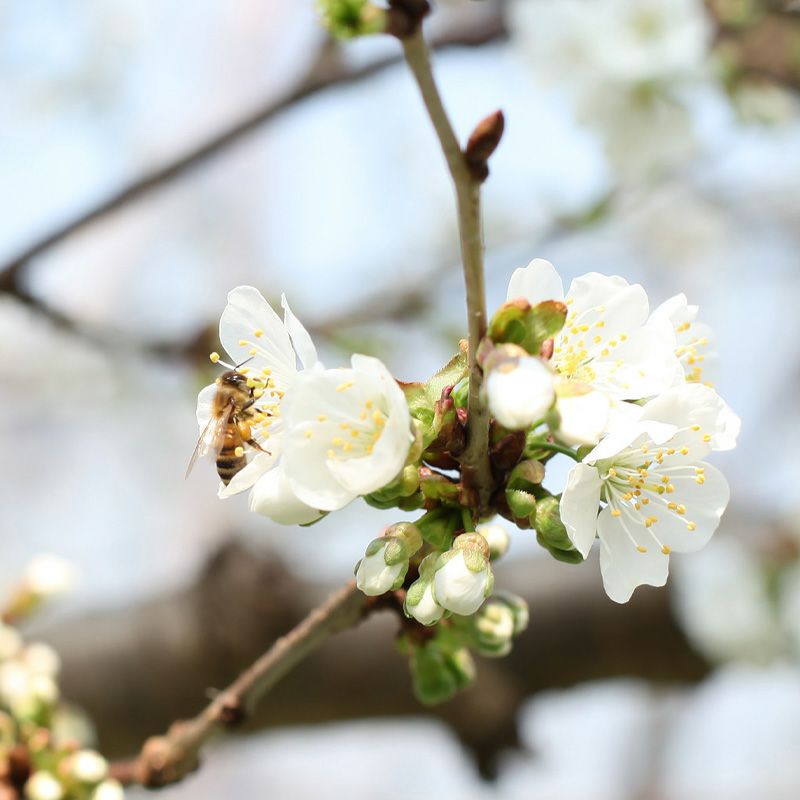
[400,27,495,510]
[109,581,373,788]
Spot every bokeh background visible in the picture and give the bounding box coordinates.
[2,0,800,797]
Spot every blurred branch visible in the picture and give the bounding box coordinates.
[39,538,711,781]
[0,10,506,355]
[109,582,374,788]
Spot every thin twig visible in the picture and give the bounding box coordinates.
[110,581,374,788]
[400,28,494,510]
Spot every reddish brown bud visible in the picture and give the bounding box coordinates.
[465,109,505,182]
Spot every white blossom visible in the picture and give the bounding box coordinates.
[506,259,680,443]
[484,352,555,430]
[69,751,108,784]
[196,286,320,499]
[355,546,405,596]
[248,463,323,525]
[22,554,80,599]
[560,383,735,602]
[476,522,511,561]
[553,380,612,447]
[282,355,413,512]
[25,772,64,800]
[407,581,444,626]
[0,624,22,660]
[434,537,494,616]
[91,782,125,800]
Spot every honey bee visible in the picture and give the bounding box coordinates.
[186,368,269,485]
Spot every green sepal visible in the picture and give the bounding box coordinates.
[318,0,387,39]
[487,299,567,355]
[536,533,585,564]
[408,641,476,706]
[417,508,462,551]
[534,495,574,551]
[506,488,537,519]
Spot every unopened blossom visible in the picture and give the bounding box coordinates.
[282,355,413,511]
[22,554,80,599]
[434,534,494,616]
[476,522,511,561]
[196,286,320,498]
[0,624,22,660]
[405,554,445,626]
[91,781,125,800]
[560,383,735,602]
[484,347,555,430]
[25,772,64,800]
[506,259,680,442]
[356,525,421,596]
[69,751,109,784]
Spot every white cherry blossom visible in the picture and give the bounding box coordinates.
[484,351,555,430]
[560,383,735,602]
[506,259,680,442]
[282,355,413,512]
[195,286,320,499]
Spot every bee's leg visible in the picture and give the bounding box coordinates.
[246,437,271,455]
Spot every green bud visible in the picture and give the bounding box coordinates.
[534,495,573,551]
[471,600,516,657]
[318,0,387,39]
[508,459,546,490]
[505,487,537,519]
[409,643,476,705]
[536,533,585,564]
[386,522,423,554]
[487,299,568,356]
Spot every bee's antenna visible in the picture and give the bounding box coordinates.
[234,357,254,370]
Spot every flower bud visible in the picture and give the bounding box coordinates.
[68,750,108,785]
[404,554,444,626]
[25,771,64,800]
[433,534,494,616]
[355,523,422,596]
[471,592,529,657]
[23,643,60,678]
[0,624,22,661]
[319,0,387,39]
[476,523,510,561]
[484,346,555,430]
[91,781,125,800]
[409,643,476,705]
[534,495,585,564]
[487,299,568,356]
[23,555,80,600]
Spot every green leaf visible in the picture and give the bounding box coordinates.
[488,299,568,355]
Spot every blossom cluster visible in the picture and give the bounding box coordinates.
[197,263,737,698]
[0,562,123,800]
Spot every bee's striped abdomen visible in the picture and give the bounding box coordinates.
[216,425,246,485]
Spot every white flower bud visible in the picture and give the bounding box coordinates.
[476,523,511,560]
[355,547,405,596]
[25,771,64,800]
[434,537,494,616]
[485,354,555,430]
[70,750,109,784]
[23,643,61,677]
[91,781,125,800]
[23,555,80,599]
[554,381,611,446]
[0,624,22,660]
[406,581,444,626]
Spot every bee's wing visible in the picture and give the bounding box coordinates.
[185,406,232,479]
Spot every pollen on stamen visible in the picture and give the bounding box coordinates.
[687,521,697,531]
[336,381,354,392]
[611,509,622,517]
[238,339,248,347]
[661,545,671,555]
[332,437,343,445]
[234,446,244,457]
[339,422,349,430]
[327,449,335,459]
[343,442,353,452]
[254,329,264,338]
[679,447,689,456]
[317,415,327,422]
[676,505,686,515]
[703,434,712,443]
[636,545,648,553]
[209,352,221,363]
[350,429,359,438]
[253,389,264,399]
[248,348,258,356]
[691,425,701,431]
[304,430,313,439]
[695,475,706,485]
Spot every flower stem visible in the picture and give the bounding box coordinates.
[400,28,493,510]
[528,442,581,461]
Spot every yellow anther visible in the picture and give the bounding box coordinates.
[593,335,602,344]
[623,492,633,501]
[687,521,697,532]
[695,475,706,485]
[641,445,649,454]
[571,327,579,335]
[636,545,648,553]
[343,442,353,453]
[253,389,264,399]
[601,348,610,357]
[639,468,648,477]
[666,484,675,493]
[305,430,313,439]
[676,505,686,515]
[365,400,373,409]
[350,429,359,438]
[695,466,705,473]
[691,425,701,431]
[679,447,689,455]
[332,437,343,445]
[209,352,221,363]
[662,475,670,484]
[667,502,677,510]
[661,545,671,555]
[372,411,385,426]
[318,414,327,422]
[666,448,676,455]
[620,334,628,341]
[234,446,244,457]
[262,368,272,376]
[642,498,650,505]
[238,339,248,347]
[360,410,367,420]
[635,502,641,511]
[249,347,258,356]
[608,468,617,478]
[336,381,354,392]
[254,329,264,338]
[676,321,691,332]
[339,422,349,430]
[611,509,622,517]
[595,320,605,328]
[703,434,712,443]
[327,449,335,459]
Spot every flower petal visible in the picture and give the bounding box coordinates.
[219,286,296,385]
[560,463,603,558]
[597,506,670,603]
[281,294,319,370]
[248,464,324,525]
[506,258,564,305]
[218,449,279,498]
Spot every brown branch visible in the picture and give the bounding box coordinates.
[109,581,373,788]
[400,26,495,510]
[0,12,507,353]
